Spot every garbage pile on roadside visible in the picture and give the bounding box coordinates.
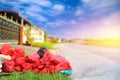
[0,44,72,75]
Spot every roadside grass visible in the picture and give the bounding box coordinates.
[32,42,58,49]
[1,71,71,80]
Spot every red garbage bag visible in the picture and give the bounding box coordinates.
[0,44,12,55]
[3,60,15,73]
[11,55,18,60]
[32,60,41,67]
[38,64,44,69]
[13,48,25,58]
[47,65,57,73]
[33,67,39,73]
[52,55,69,63]
[56,62,72,71]
[15,57,26,65]
[45,62,51,68]
[7,49,14,56]
[27,54,40,62]
[21,62,33,73]
[15,65,22,71]
[38,68,48,74]
[40,52,53,64]
[50,55,69,66]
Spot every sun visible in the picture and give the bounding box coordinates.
[98,27,120,39]
[105,30,119,39]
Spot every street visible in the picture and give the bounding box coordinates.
[51,43,120,80]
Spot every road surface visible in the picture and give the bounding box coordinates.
[50,43,120,80]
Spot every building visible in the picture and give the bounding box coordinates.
[23,25,44,44]
[30,26,44,43]
[0,10,45,44]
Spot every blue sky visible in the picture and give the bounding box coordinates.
[0,0,120,39]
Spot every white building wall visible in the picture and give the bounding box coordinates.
[30,27,44,43]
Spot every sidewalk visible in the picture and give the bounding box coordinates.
[0,44,55,54]
[11,45,39,54]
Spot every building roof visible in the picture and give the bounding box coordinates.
[0,10,31,25]
[0,10,45,33]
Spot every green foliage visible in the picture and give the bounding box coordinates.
[24,24,31,44]
[1,71,71,80]
[44,31,48,42]
[32,42,55,49]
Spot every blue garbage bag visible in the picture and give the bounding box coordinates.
[60,70,73,75]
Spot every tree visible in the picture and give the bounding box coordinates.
[44,31,48,42]
[24,24,31,44]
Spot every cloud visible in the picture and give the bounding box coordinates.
[95,0,117,9]
[1,0,13,4]
[53,4,65,11]
[82,0,118,9]
[90,10,120,27]
[75,9,84,16]
[70,20,77,25]
[46,4,65,16]
[25,11,48,22]
[25,5,42,13]
[0,0,22,6]
[66,32,72,35]
[19,0,52,7]
[46,20,67,28]
[36,15,48,22]
[105,11,120,25]
[37,0,52,7]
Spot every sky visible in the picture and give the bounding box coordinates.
[0,0,120,39]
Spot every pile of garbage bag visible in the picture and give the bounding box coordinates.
[0,44,72,75]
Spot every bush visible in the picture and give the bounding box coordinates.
[1,71,72,80]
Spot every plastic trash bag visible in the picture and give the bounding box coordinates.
[27,54,40,62]
[13,48,25,58]
[3,60,15,72]
[37,47,48,58]
[0,44,12,55]
[60,70,73,75]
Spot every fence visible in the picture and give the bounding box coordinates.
[0,15,20,44]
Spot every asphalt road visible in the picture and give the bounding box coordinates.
[51,43,120,80]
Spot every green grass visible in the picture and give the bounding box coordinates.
[1,71,71,80]
[32,42,57,49]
